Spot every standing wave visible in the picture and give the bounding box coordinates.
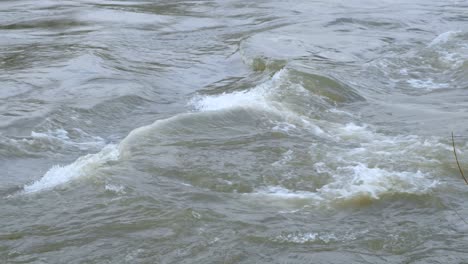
[20,68,439,207]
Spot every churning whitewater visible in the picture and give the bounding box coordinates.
[23,68,439,206]
[2,0,468,263]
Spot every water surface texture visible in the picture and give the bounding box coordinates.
[1,0,468,263]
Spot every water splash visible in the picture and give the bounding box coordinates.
[23,145,119,194]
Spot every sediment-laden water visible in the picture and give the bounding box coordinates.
[1,0,468,263]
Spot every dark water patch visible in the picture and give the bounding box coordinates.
[0,43,85,71]
[443,14,468,22]
[0,99,50,132]
[249,57,287,72]
[406,27,431,33]
[0,18,88,31]
[94,0,219,17]
[325,17,406,30]
[288,69,364,104]
[194,72,282,100]
[223,21,294,44]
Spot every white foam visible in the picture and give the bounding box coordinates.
[274,232,321,244]
[317,124,439,201]
[274,232,337,244]
[191,88,270,112]
[428,31,461,47]
[407,78,450,90]
[105,184,125,194]
[190,69,326,136]
[439,50,466,69]
[31,129,69,140]
[272,122,297,133]
[316,163,437,201]
[250,186,321,200]
[248,122,440,205]
[30,129,106,150]
[273,230,367,244]
[191,69,287,112]
[327,108,355,117]
[339,122,371,135]
[251,162,436,205]
[23,145,119,194]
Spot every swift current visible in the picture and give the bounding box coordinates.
[1,0,468,263]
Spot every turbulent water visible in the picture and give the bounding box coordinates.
[1,0,468,263]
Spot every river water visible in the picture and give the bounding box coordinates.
[1,0,468,263]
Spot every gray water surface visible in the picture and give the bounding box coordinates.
[1,0,468,263]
